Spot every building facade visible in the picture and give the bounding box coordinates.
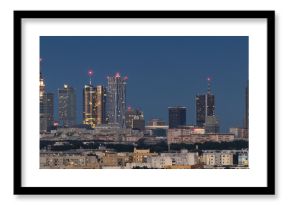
[40,72,54,132]
[167,128,235,144]
[196,93,215,127]
[202,152,234,166]
[58,84,76,127]
[107,73,127,127]
[195,78,215,127]
[125,108,145,130]
[95,85,107,125]
[83,84,97,128]
[229,127,248,139]
[205,115,219,133]
[168,106,186,128]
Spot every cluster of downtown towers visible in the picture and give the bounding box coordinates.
[40,71,249,133]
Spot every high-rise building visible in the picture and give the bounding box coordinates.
[195,95,206,127]
[40,72,45,97]
[45,92,54,129]
[40,72,46,132]
[168,106,186,128]
[107,72,127,128]
[125,107,145,130]
[195,78,215,127]
[40,93,54,132]
[40,72,54,132]
[58,84,76,127]
[95,85,107,125]
[83,84,97,128]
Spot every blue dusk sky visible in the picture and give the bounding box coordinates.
[40,36,248,132]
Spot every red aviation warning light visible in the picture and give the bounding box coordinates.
[115,72,121,78]
[88,69,94,77]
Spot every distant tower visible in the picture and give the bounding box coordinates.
[195,77,215,127]
[107,72,127,128]
[95,85,107,125]
[168,106,186,128]
[58,84,76,127]
[40,92,54,132]
[39,70,54,132]
[45,92,54,129]
[83,69,97,128]
[83,84,96,128]
[40,72,45,97]
[195,95,206,127]
[206,77,215,117]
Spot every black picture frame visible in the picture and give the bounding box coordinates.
[14,10,275,195]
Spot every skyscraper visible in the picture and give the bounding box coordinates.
[40,72,45,98]
[45,92,54,129]
[195,78,215,127]
[83,84,97,128]
[95,85,107,125]
[168,106,186,128]
[58,84,76,127]
[107,72,127,128]
[40,72,47,132]
[40,93,54,132]
[196,95,206,127]
[40,72,54,132]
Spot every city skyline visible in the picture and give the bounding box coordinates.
[40,36,248,131]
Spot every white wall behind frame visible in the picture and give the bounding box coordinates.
[22,18,267,188]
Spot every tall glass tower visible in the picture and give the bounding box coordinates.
[95,85,107,125]
[168,106,187,128]
[83,84,97,128]
[58,84,76,127]
[195,78,215,128]
[107,72,127,128]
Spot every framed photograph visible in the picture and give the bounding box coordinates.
[14,11,275,195]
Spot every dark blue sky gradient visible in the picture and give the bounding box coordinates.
[40,36,248,132]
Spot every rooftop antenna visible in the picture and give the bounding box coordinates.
[207,77,211,94]
[88,69,93,85]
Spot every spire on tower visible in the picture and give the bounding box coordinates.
[207,77,211,94]
[88,69,93,85]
